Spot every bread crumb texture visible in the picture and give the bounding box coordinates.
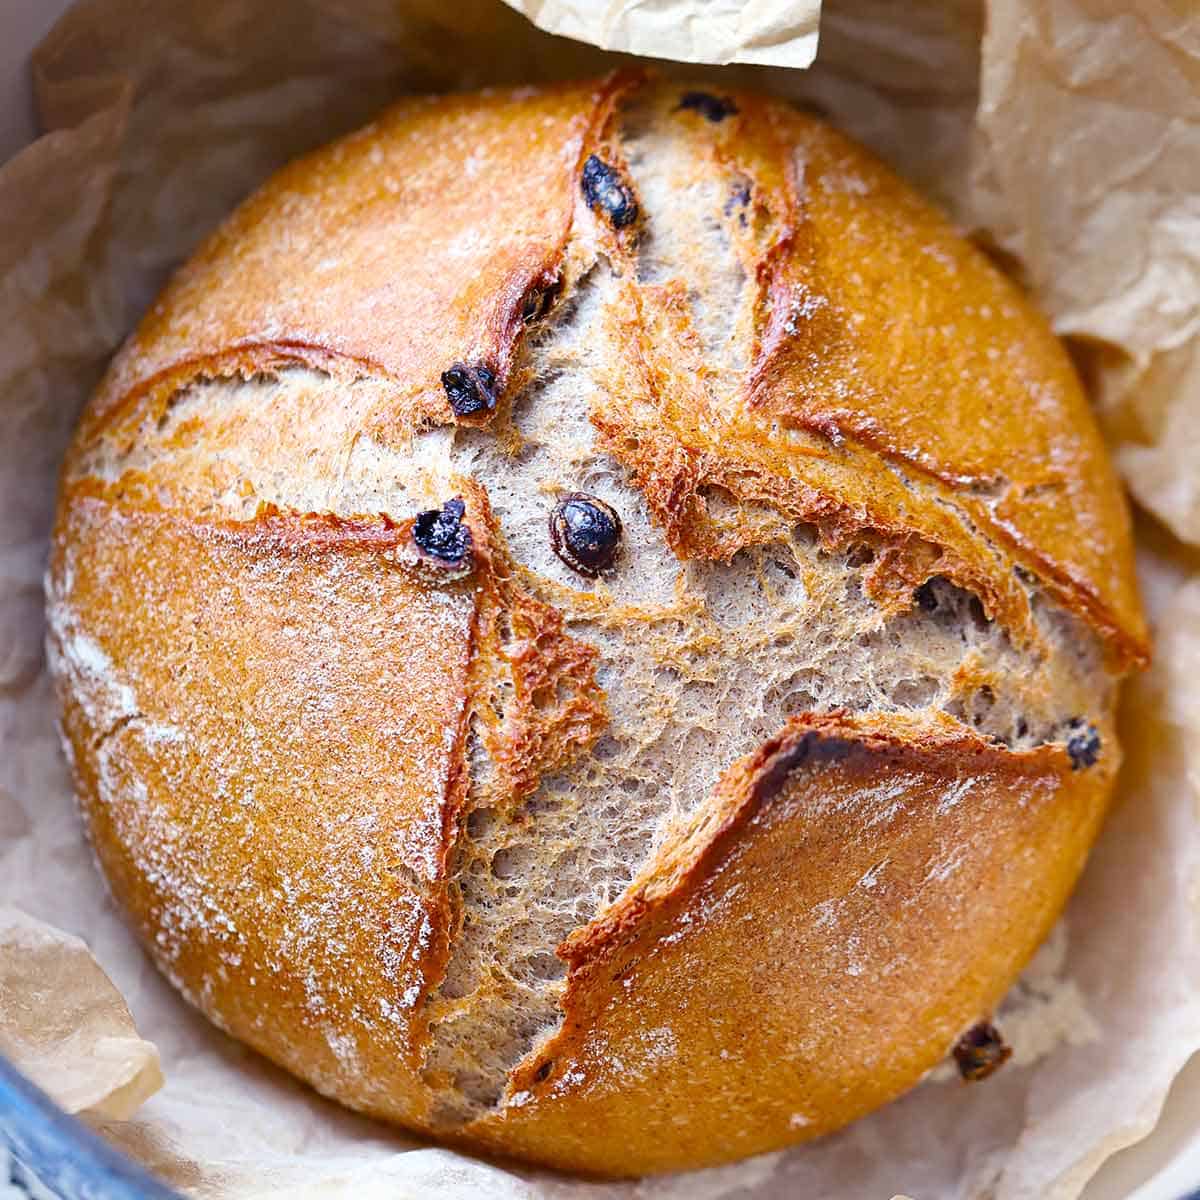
[49,74,1144,1175]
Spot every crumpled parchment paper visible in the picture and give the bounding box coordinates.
[0,1,1197,1197]
[0,908,162,1120]
[500,0,820,68]
[967,1,1200,551]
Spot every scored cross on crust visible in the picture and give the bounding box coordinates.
[48,72,1145,1175]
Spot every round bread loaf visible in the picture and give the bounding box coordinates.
[47,73,1148,1176]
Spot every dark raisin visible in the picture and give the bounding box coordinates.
[1066,720,1101,769]
[533,1059,554,1083]
[522,275,562,326]
[549,493,622,578]
[953,1021,1011,1081]
[581,155,638,229]
[441,363,498,417]
[412,498,471,567]
[915,580,940,612]
[677,91,738,123]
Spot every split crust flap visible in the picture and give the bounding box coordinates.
[47,487,477,1117]
[473,713,1112,1175]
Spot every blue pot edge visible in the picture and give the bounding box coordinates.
[0,1052,180,1199]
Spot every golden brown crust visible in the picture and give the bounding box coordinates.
[47,484,482,1120]
[79,72,643,450]
[49,75,1149,1176]
[48,476,609,1132]
[746,107,1147,665]
[466,713,1114,1174]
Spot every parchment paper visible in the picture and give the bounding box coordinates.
[0,908,161,1120]
[1,1,1198,1197]
[499,0,820,69]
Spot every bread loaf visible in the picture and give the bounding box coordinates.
[46,72,1148,1176]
